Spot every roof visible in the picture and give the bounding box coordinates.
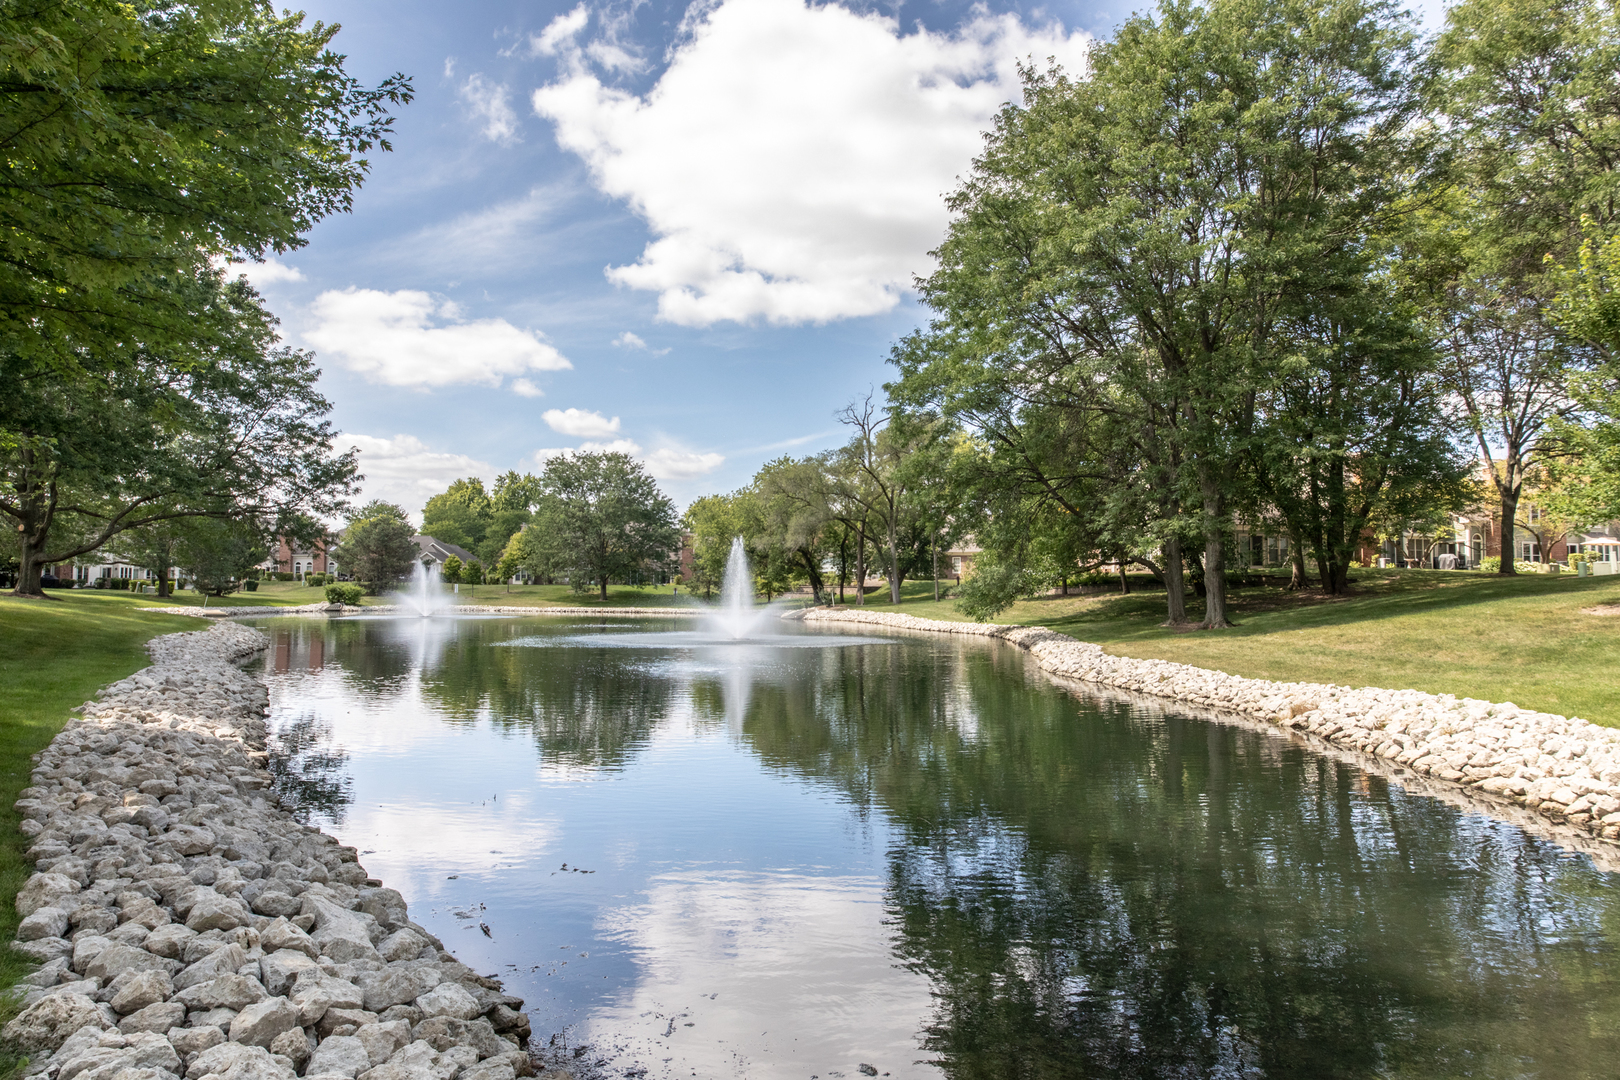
[412,534,476,565]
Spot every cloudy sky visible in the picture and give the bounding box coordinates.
[246,0,1445,518]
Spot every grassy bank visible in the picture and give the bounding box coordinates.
[357,581,694,608]
[843,568,1620,726]
[0,594,203,994]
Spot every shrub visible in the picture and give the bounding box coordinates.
[1478,556,1500,573]
[325,582,364,606]
[243,579,258,592]
[274,571,295,581]
[305,572,329,587]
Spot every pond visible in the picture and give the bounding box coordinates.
[247,614,1620,1080]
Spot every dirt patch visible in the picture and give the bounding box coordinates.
[1582,604,1620,617]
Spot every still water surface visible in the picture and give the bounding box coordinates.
[249,614,1620,1080]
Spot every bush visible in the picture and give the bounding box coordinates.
[305,572,328,587]
[1478,556,1500,573]
[243,579,258,592]
[273,571,295,581]
[325,582,364,606]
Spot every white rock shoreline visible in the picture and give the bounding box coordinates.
[797,607,1620,859]
[7,622,538,1080]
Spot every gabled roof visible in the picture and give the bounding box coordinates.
[412,534,476,565]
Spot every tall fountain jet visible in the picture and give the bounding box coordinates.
[709,537,772,640]
[398,560,452,617]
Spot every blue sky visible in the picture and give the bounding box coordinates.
[245,0,1446,518]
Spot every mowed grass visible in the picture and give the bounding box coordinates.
[848,568,1620,726]
[0,594,203,997]
[356,581,695,608]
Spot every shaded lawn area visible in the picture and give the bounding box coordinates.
[356,582,696,608]
[0,594,202,999]
[846,569,1620,726]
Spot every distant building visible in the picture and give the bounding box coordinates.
[944,538,981,579]
[267,535,335,579]
[413,535,476,572]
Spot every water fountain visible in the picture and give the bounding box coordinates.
[708,537,773,640]
[397,560,453,617]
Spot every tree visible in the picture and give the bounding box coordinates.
[0,0,411,377]
[752,458,835,604]
[682,493,747,599]
[440,555,463,586]
[833,396,934,605]
[494,550,520,592]
[421,478,492,556]
[180,518,267,596]
[528,453,680,601]
[1,271,357,596]
[334,502,416,592]
[111,518,188,598]
[914,0,1421,626]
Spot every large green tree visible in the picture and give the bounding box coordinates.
[906,0,1421,624]
[0,272,356,595]
[333,501,416,592]
[0,0,410,370]
[526,452,679,600]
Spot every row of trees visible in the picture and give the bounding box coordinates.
[0,0,411,596]
[881,0,1620,626]
[338,453,680,600]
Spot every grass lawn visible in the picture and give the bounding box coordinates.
[845,568,1620,726]
[0,593,207,1008]
[356,581,697,608]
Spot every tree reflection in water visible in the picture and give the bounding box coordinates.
[735,638,1620,1080]
[266,712,354,825]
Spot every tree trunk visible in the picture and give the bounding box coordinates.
[888,518,901,605]
[1162,536,1188,626]
[798,547,825,605]
[1117,561,1129,595]
[1198,474,1231,629]
[855,523,866,606]
[932,535,938,602]
[1499,488,1518,573]
[837,530,849,603]
[599,576,608,601]
[1288,535,1308,591]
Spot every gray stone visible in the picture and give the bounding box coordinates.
[456,1061,515,1080]
[358,1041,453,1080]
[174,945,247,990]
[73,908,120,936]
[13,936,74,963]
[317,1009,379,1038]
[258,920,318,961]
[161,826,215,858]
[3,993,110,1052]
[23,956,72,988]
[142,925,196,960]
[174,975,267,1011]
[116,1001,187,1035]
[166,1025,225,1057]
[81,947,167,992]
[17,873,83,917]
[305,1036,372,1079]
[375,931,428,966]
[300,896,379,964]
[290,977,365,1028]
[184,894,249,934]
[375,1007,422,1027]
[250,893,301,919]
[227,997,299,1048]
[184,1007,239,1032]
[412,985,480,1022]
[109,970,173,1015]
[259,950,318,997]
[187,1036,286,1080]
[267,1027,311,1070]
[356,891,407,934]
[359,968,440,1015]
[19,906,73,942]
[357,1022,412,1067]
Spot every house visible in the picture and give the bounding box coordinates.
[944,538,982,579]
[413,535,476,573]
[267,535,336,579]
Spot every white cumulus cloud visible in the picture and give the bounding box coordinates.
[579,437,643,455]
[338,434,496,519]
[543,407,621,437]
[306,288,571,390]
[532,0,1090,326]
[645,446,724,480]
[459,73,521,144]
[512,378,545,398]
